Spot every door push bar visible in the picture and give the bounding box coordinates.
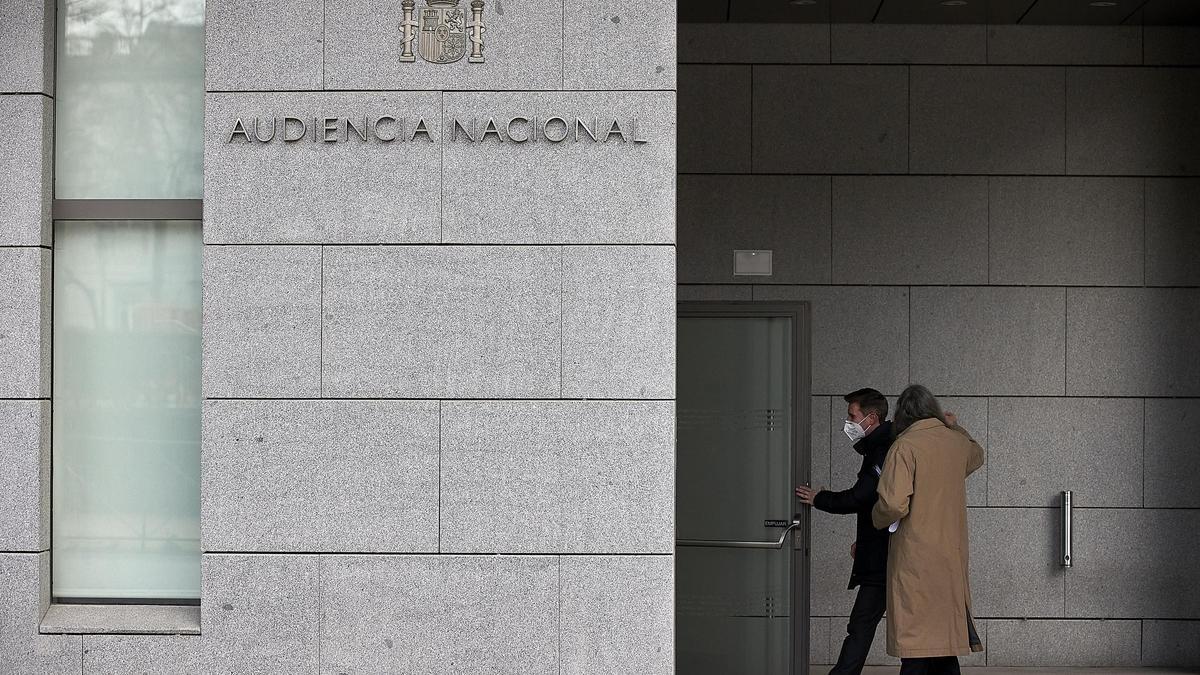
[677,520,801,549]
[1061,490,1073,568]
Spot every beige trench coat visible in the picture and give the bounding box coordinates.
[871,417,985,658]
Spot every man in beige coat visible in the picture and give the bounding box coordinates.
[871,384,984,674]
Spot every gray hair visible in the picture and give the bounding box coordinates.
[892,384,945,435]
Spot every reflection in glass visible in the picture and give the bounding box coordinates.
[52,221,201,600]
[55,0,204,198]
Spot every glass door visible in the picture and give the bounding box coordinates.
[676,302,810,675]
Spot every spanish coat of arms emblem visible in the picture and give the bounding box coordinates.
[400,0,486,65]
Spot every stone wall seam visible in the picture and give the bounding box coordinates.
[317,552,322,670]
[559,0,564,91]
[1142,176,1148,285]
[319,246,325,398]
[1061,287,1067,396]
[986,175,991,284]
[556,554,562,675]
[984,20,990,63]
[322,0,327,90]
[749,64,754,172]
[1139,618,1144,664]
[558,246,563,397]
[439,91,444,243]
[1062,64,1068,174]
[828,175,834,283]
[985,397,990,507]
[438,400,443,554]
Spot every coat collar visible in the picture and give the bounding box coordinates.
[897,417,945,439]
[853,420,894,457]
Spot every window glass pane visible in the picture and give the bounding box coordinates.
[55,0,204,199]
[52,220,202,600]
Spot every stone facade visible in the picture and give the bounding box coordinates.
[4,0,1200,670]
[1,0,675,672]
[679,22,1200,668]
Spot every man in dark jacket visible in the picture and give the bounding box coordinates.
[796,388,893,675]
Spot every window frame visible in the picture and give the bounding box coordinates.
[49,198,205,610]
[53,200,203,221]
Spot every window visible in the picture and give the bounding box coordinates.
[55,0,204,199]
[52,220,202,601]
[52,0,204,604]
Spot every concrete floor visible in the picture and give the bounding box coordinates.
[806,662,1200,667]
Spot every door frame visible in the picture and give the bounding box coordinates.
[677,301,812,675]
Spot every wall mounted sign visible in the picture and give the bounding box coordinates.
[222,2,660,149]
[400,0,486,65]
[226,116,651,145]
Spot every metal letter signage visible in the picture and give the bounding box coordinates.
[224,117,438,144]
[225,116,651,145]
[223,3,664,150]
[400,0,486,65]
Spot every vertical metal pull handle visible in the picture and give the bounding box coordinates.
[1061,490,1073,567]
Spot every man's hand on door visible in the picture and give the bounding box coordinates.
[795,484,822,506]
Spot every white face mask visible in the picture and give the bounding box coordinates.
[843,416,871,443]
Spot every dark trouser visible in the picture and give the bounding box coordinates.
[828,583,887,675]
[899,656,961,675]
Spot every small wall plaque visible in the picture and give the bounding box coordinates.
[734,249,773,276]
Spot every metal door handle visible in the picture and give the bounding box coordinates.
[1061,490,1073,567]
[677,520,801,549]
